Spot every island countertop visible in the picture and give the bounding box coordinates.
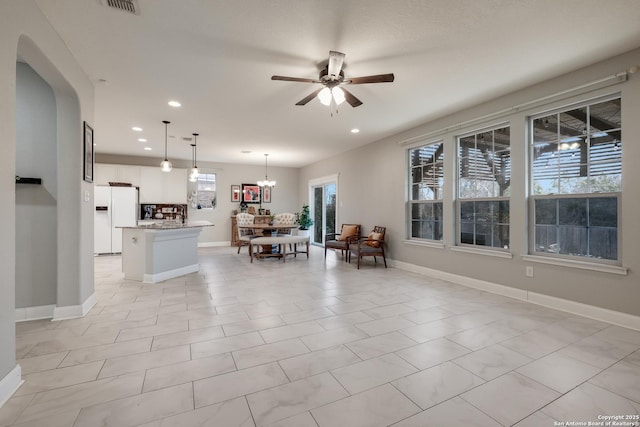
[118,220,213,230]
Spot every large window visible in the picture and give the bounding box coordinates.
[530,97,621,261]
[457,126,511,249]
[408,142,444,241]
[196,173,217,209]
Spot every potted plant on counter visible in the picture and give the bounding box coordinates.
[296,204,313,237]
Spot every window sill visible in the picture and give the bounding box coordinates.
[402,239,445,250]
[450,246,514,259]
[522,255,628,276]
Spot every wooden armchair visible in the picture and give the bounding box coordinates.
[324,224,361,261]
[349,226,387,269]
[236,213,256,254]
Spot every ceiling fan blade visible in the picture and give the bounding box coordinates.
[271,75,319,83]
[295,88,323,106]
[327,51,345,79]
[341,87,363,108]
[345,73,395,84]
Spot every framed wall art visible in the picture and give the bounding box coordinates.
[231,184,241,202]
[241,183,260,203]
[83,121,94,183]
[261,186,271,203]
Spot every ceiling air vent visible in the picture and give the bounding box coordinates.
[102,0,140,15]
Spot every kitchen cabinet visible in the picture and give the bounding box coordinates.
[95,163,187,204]
[138,166,187,204]
[94,164,140,187]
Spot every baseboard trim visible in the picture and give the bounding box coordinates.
[390,259,640,331]
[198,241,231,247]
[52,292,97,321]
[15,304,56,322]
[143,264,200,283]
[527,292,640,331]
[0,365,23,408]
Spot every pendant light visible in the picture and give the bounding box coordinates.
[188,133,200,182]
[257,153,276,187]
[160,120,172,172]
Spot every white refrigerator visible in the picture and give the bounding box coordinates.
[94,186,139,254]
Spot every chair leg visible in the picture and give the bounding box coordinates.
[237,243,241,254]
[250,244,253,263]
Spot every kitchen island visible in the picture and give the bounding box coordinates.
[119,221,213,283]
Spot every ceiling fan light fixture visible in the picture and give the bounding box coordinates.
[318,87,332,106]
[332,87,345,105]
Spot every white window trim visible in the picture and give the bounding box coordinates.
[402,239,446,249]
[528,95,622,264]
[456,124,511,251]
[522,254,627,276]
[450,246,514,259]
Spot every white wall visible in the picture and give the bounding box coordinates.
[0,0,95,401]
[96,154,301,244]
[300,48,640,318]
[15,62,58,309]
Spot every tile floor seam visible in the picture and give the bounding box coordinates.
[586,375,640,406]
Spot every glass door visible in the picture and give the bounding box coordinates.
[312,182,336,245]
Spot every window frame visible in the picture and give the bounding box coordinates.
[196,172,217,210]
[528,95,622,264]
[455,124,511,251]
[407,140,444,242]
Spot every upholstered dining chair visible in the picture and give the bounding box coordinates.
[273,212,296,236]
[236,212,256,254]
[349,226,387,269]
[324,224,361,261]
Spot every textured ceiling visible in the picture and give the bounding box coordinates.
[34,0,640,167]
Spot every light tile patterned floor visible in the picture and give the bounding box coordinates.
[3,246,640,426]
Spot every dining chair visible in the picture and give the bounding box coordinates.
[349,226,387,269]
[273,212,296,236]
[236,212,256,254]
[324,224,360,261]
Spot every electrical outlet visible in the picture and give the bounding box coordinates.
[525,266,534,277]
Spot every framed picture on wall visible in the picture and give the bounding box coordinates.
[261,186,271,203]
[231,185,241,202]
[241,183,260,203]
[83,121,94,183]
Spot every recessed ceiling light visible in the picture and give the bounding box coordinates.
[168,100,181,107]
[138,138,147,142]
[241,150,252,154]
[144,147,152,151]
[132,126,142,132]
[351,128,360,134]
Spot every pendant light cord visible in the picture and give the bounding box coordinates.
[163,120,170,160]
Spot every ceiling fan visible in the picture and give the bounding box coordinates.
[271,50,394,108]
